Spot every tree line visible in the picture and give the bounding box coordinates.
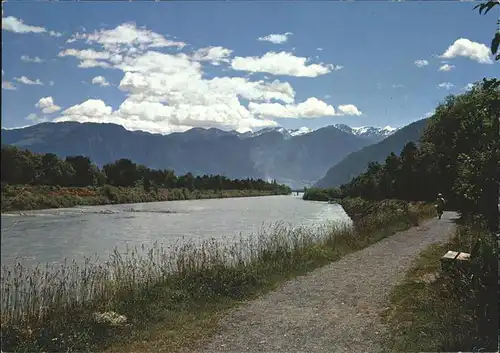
[0,146,291,194]
[338,78,499,233]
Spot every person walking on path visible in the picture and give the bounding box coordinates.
[435,193,446,220]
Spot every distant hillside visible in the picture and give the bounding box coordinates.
[1,122,380,189]
[315,118,429,188]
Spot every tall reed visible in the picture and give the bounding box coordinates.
[1,222,352,352]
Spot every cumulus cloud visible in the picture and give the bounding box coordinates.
[21,55,44,63]
[14,76,43,85]
[79,60,112,69]
[438,82,454,90]
[440,38,493,64]
[337,104,362,116]
[54,22,359,134]
[2,16,61,36]
[66,22,186,54]
[91,76,110,87]
[35,96,61,114]
[26,113,48,124]
[192,46,233,65]
[59,48,111,61]
[231,51,340,77]
[438,64,455,72]
[59,99,113,120]
[248,98,336,118]
[414,59,429,67]
[258,32,293,44]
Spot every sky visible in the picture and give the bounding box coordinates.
[1,1,499,134]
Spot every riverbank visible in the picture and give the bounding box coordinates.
[382,218,498,352]
[1,184,288,212]
[0,198,435,353]
[302,187,342,202]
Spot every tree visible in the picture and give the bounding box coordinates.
[474,0,500,62]
[65,156,95,187]
[103,158,139,187]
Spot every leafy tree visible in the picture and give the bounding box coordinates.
[65,156,96,187]
[340,79,499,232]
[474,0,500,62]
[103,159,138,187]
[1,146,292,195]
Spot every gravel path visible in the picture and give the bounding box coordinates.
[192,211,458,353]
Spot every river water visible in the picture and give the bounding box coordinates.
[1,194,351,268]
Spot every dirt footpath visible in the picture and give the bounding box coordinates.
[191,212,458,353]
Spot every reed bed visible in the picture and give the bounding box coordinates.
[1,222,353,352]
[1,198,433,352]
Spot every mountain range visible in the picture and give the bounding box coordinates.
[314,118,429,188]
[2,121,412,189]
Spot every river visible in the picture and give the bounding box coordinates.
[1,194,351,268]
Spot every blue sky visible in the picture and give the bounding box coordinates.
[2,1,499,134]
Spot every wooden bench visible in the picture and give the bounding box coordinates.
[440,250,471,274]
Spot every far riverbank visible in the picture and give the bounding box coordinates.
[1,184,290,212]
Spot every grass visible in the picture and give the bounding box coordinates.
[0,184,284,212]
[1,198,436,353]
[381,218,499,352]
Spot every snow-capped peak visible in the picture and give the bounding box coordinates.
[334,124,399,141]
[289,127,313,136]
[382,125,397,132]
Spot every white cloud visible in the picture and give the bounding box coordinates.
[53,50,285,133]
[2,16,61,37]
[21,55,44,63]
[248,98,336,118]
[337,104,362,116]
[54,22,360,134]
[440,38,493,64]
[35,96,61,114]
[192,46,233,65]
[66,22,186,54]
[59,99,113,120]
[91,76,110,87]
[2,81,16,90]
[258,32,293,44]
[14,76,43,85]
[79,60,112,69]
[49,80,55,86]
[438,64,455,72]
[392,84,404,89]
[59,48,111,61]
[438,82,454,90]
[26,113,48,124]
[59,49,113,68]
[464,83,475,91]
[49,30,62,38]
[317,48,323,51]
[414,59,429,67]
[231,51,340,77]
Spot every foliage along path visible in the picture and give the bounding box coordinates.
[189,212,458,353]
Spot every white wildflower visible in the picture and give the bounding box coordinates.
[93,311,127,326]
